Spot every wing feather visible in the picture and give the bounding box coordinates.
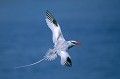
[59,51,72,67]
[45,10,65,45]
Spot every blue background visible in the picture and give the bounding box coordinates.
[0,0,120,79]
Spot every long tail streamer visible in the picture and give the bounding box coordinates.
[14,58,46,69]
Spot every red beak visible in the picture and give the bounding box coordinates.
[75,42,80,45]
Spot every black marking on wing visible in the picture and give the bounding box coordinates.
[64,57,72,67]
[46,10,58,27]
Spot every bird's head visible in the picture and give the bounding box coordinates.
[68,40,80,49]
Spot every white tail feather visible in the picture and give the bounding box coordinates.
[14,58,46,69]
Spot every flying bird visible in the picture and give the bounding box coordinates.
[15,10,80,68]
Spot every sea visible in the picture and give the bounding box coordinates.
[0,0,120,79]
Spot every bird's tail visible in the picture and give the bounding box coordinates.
[14,57,46,69]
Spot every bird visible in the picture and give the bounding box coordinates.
[15,10,80,69]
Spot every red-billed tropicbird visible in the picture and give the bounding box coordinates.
[15,10,80,68]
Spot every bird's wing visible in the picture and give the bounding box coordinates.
[59,51,72,67]
[45,10,65,45]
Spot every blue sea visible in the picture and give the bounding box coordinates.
[0,0,120,79]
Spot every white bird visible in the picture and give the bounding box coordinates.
[15,10,80,69]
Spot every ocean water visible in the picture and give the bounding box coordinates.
[0,0,120,79]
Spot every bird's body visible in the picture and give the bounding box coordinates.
[44,40,72,66]
[15,10,80,69]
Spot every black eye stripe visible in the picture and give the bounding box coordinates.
[71,42,76,44]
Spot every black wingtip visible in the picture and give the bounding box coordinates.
[45,10,58,27]
[64,57,72,67]
[46,10,49,13]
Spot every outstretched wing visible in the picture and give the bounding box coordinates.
[59,51,72,67]
[46,10,65,45]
